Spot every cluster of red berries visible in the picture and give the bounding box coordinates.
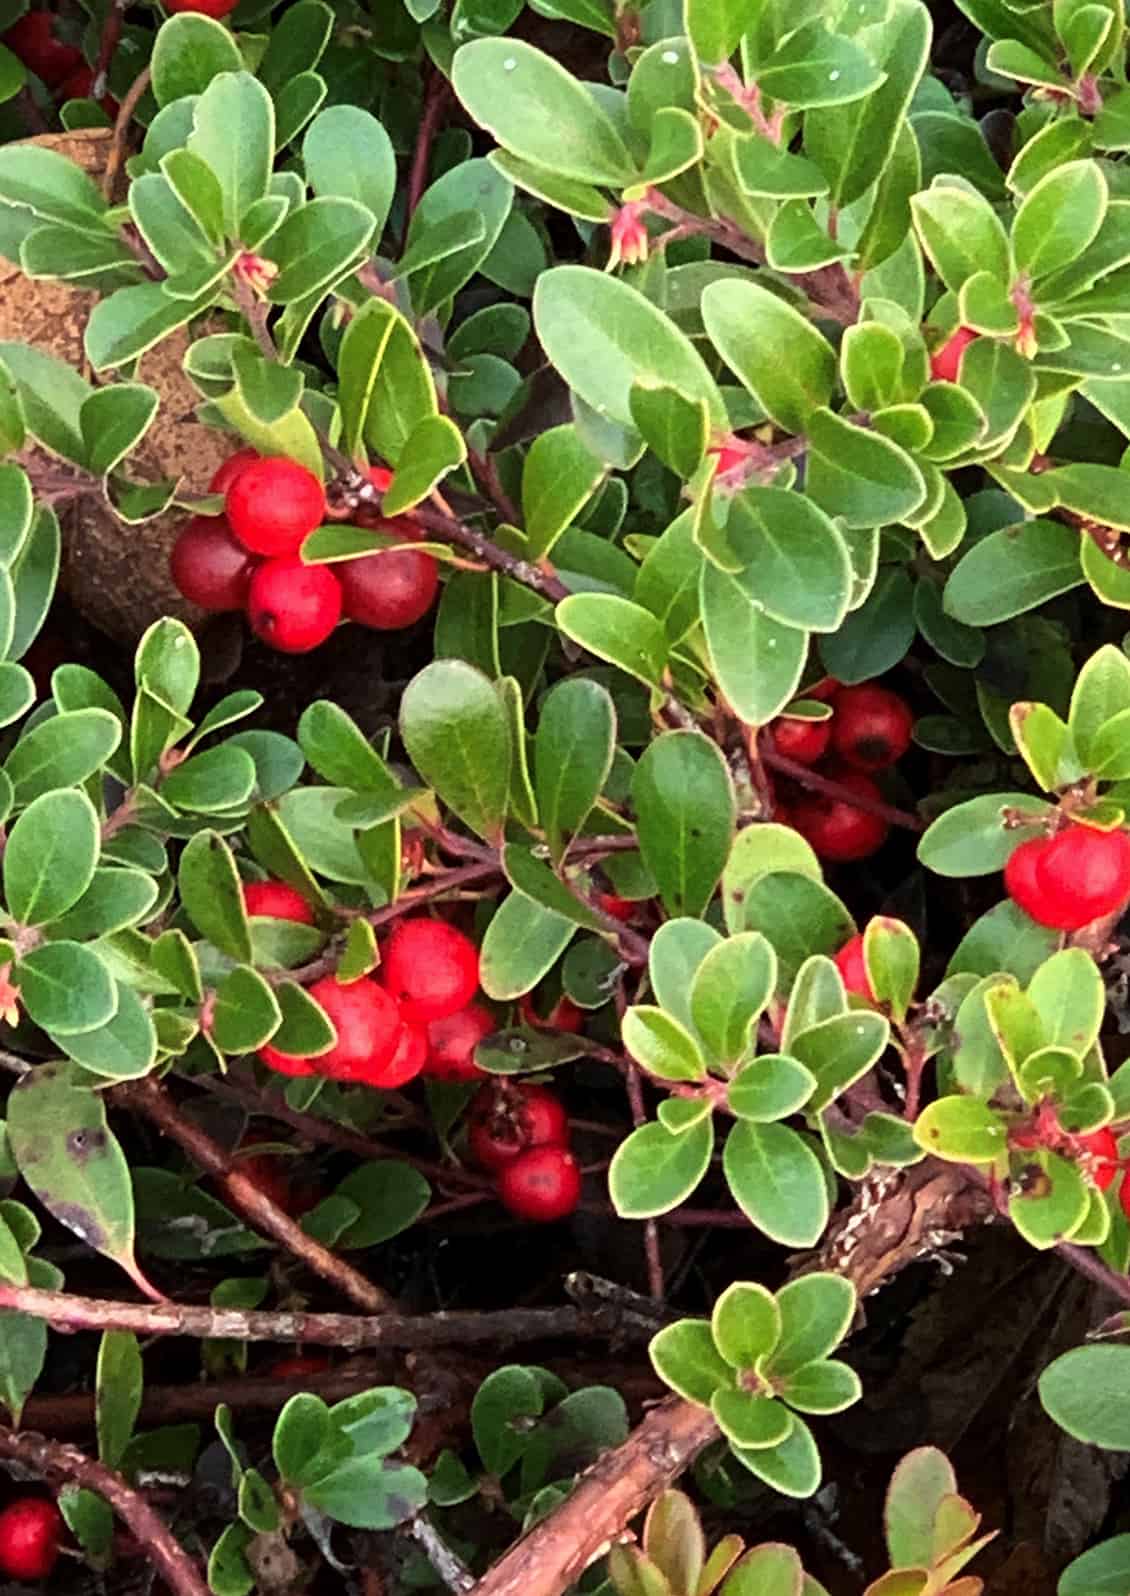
[3,11,117,112]
[1005,822,1130,932]
[0,1497,62,1582]
[171,454,438,654]
[467,1081,581,1222]
[246,883,490,1087]
[770,679,913,862]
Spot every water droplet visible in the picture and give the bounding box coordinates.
[767,639,776,649]
[504,56,516,70]
[1115,363,1123,373]
[829,69,841,81]
[662,49,679,63]
[856,1024,866,1035]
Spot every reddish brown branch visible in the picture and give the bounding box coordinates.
[760,742,924,832]
[114,1076,396,1314]
[0,1427,208,1596]
[399,504,570,603]
[101,64,150,200]
[406,69,452,224]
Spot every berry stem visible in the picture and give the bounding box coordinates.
[624,1065,665,1301]
[760,740,925,831]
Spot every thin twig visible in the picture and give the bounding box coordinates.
[760,742,924,832]
[114,1076,396,1314]
[394,503,570,604]
[90,0,127,100]
[101,64,150,199]
[624,1067,663,1301]
[410,1516,476,1594]
[405,69,452,225]
[1058,1242,1130,1306]
[230,272,277,363]
[0,1428,208,1596]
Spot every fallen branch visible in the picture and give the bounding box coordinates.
[0,1427,208,1596]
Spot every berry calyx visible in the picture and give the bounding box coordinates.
[306,975,402,1082]
[4,12,81,87]
[247,558,342,654]
[362,1018,428,1088]
[226,456,326,557]
[170,516,256,612]
[834,932,874,1001]
[789,770,889,862]
[0,1497,63,1581]
[930,325,977,383]
[426,1001,494,1080]
[209,448,260,494]
[338,530,439,631]
[770,714,832,766]
[257,1042,318,1077]
[243,879,315,925]
[497,1145,582,1222]
[831,684,914,771]
[1025,822,1130,931]
[383,918,480,1024]
[1078,1127,1120,1192]
[468,1083,570,1172]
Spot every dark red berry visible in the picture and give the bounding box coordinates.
[247,558,342,653]
[4,11,80,86]
[1028,822,1130,932]
[338,526,439,632]
[361,1017,428,1088]
[497,1144,581,1222]
[930,325,977,383]
[426,1001,494,1081]
[790,769,889,862]
[831,684,914,771]
[170,516,255,611]
[305,975,402,1082]
[243,879,315,925]
[468,1083,569,1172]
[209,448,260,494]
[0,1497,62,1581]
[226,457,326,557]
[55,63,117,114]
[1079,1127,1120,1193]
[770,714,832,765]
[834,932,874,1000]
[267,1355,330,1378]
[383,918,480,1024]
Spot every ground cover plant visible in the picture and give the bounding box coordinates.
[1,0,1130,1590]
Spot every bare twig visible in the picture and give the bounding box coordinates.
[101,64,150,199]
[393,503,570,604]
[90,0,127,100]
[0,1427,208,1596]
[410,1516,476,1594]
[406,69,452,225]
[624,1066,663,1301]
[114,1076,396,1314]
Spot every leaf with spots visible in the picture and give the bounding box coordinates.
[7,1062,158,1298]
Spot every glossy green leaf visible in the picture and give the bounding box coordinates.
[688,934,776,1066]
[622,1006,706,1082]
[648,1318,732,1404]
[712,1281,780,1369]
[723,1121,828,1246]
[400,661,510,843]
[632,732,735,917]
[4,788,98,927]
[177,830,253,963]
[556,594,667,688]
[700,279,835,434]
[609,1118,714,1218]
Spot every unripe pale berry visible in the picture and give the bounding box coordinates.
[0,1497,63,1581]
[243,879,315,925]
[247,558,342,653]
[383,918,480,1024]
[497,1144,581,1222]
[170,516,256,612]
[831,684,914,771]
[226,457,326,557]
[426,1001,494,1081]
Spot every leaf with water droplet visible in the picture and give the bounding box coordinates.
[7,1061,159,1298]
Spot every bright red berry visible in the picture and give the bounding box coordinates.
[267,1355,330,1378]
[790,770,889,862]
[518,993,584,1033]
[247,557,342,653]
[831,684,914,771]
[4,12,80,87]
[170,516,256,612]
[305,975,402,1082]
[426,1001,494,1081]
[834,932,874,1000]
[338,534,439,632]
[226,457,326,557]
[0,1498,62,1581]
[164,0,239,17]
[1079,1127,1120,1193]
[595,892,635,923]
[209,448,260,494]
[497,1144,581,1222]
[368,465,393,494]
[243,879,315,925]
[257,1042,318,1077]
[468,1083,570,1172]
[770,714,832,766]
[383,918,480,1024]
[1027,822,1130,932]
[362,1018,428,1088]
[930,325,977,383]
[1003,836,1052,925]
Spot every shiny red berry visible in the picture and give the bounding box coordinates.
[834,932,874,1000]
[497,1144,581,1222]
[226,457,325,557]
[338,529,439,632]
[790,770,889,862]
[243,879,315,925]
[930,326,977,383]
[164,0,239,17]
[518,993,584,1033]
[1030,823,1130,932]
[170,516,256,612]
[209,448,260,494]
[383,918,480,1024]
[1079,1127,1120,1193]
[831,684,914,771]
[361,1018,428,1088]
[468,1084,570,1172]
[770,714,832,766]
[1004,836,1053,925]
[247,558,342,653]
[4,12,80,87]
[257,1042,318,1077]
[595,892,635,922]
[305,975,402,1082]
[426,1001,494,1081]
[0,1498,62,1581]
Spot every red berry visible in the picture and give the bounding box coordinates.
[790,770,889,862]
[930,325,977,383]
[257,1042,318,1077]
[834,932,874,1000]
[306,975,402,1082]
[338,532,439,632]
[170,515,255,612]
[55,63,117,114]
[226,457,326,557]
[239,1153,294,1214]
[164,0,239,17]
[595,892,635,923]
[831,684,914,771]
[426,1001,494,1081]
[0,1498,62,1581]
[4,12,80,86]
[209,448,260,494]
[383,918,480,1024]
[267,1355,330,1378]
[497,1144,581,1222]
[518,993,584,1033]
[806,676,842,703]
[468,1083,570,1172]
[367,465,393,493]
[247,557,342,653]
[1004,836,1053,925]
[362,1018,428,1088]
[1031,822,1130,932]
[1079,1127,1120,1193]
[243,879,315,925]
[770,714,832,766]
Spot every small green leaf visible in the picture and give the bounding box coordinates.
[4,788,98,927]
[632,732,735,917]
[400,660,510,843]
[5,708,121,805]
[479,890,575,1000]
[688,934,776,1066]
[711,1281,780,1368]
[765,1274,856,1377]
[700,279,835,434]
[912,1096,1008,1163]
[1040,1344,1130,1449]
[609,1118,714,1218]
[178,831,253,963]
[732,1414,821,1499]
[779,1358,861,1415]
[1012,159,1107,282]
[727,1055,816,1122]
[18,942,116,1036]
[723,1121,828,1247]
[712,1388,793,1450]
[622,1006,707,1082]
[556,594,667,688]
[212,966,282,1054]
[96,1331,142,1469]
[649,1319,733,1405]
[534,677,615,862]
